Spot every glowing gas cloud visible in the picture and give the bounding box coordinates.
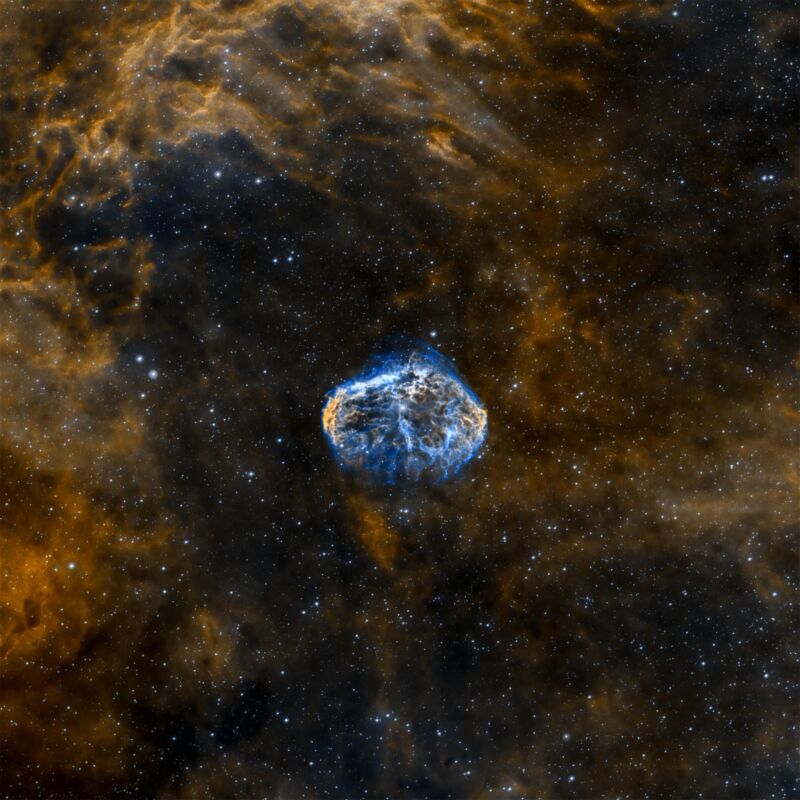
[322,344,487,483]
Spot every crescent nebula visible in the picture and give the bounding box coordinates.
[322,344,487,484]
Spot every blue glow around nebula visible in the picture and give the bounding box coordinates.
[321,343,487,484]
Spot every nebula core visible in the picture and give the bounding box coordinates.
[0,1,797,799]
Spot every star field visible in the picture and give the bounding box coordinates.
[0,1,798,798]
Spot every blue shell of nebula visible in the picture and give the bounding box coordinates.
[322,344,487,483]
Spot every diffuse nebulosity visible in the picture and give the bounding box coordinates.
[0,0,797,798]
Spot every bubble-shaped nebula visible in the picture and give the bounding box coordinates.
[322,343,487,484]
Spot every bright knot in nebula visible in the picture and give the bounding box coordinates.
[322,344,487,484]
